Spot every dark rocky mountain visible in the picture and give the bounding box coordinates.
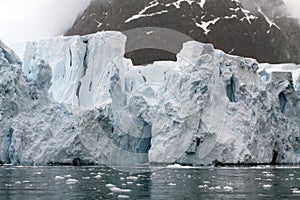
[65,0,300,65]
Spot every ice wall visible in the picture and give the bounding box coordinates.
[1,31,300,166]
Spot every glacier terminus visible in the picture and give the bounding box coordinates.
[0,31,300,167]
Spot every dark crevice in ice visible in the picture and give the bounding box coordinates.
[89,82,93,92]
[279,92,287,114]
[186,136,202,155]
[76,81,82,104]
[69,48,73,67]
[112,125,152,154]
[82,40,89,77]
[271,150,278,165]
[226,76,238,102]
[5,128,14,164]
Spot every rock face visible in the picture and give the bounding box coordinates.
[65,0,300,65]
[1,32,300,166]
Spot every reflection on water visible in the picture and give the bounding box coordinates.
[1,165,300,199]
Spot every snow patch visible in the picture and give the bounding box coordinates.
[125,0,168,23]
[194,17,220,34]
[257,6,280,30]
[93,19,102,28]
[166,0,205,9]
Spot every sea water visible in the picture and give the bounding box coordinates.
[1,165,300,199]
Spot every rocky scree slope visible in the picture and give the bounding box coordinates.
[66,0,300,65]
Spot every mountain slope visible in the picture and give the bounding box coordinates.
[65,0,300,65]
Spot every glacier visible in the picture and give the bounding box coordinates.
[0,31,300,166]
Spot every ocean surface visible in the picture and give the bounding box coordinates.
[1,164,300,199]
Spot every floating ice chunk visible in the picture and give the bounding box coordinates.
[106,183,116,188]
[118,195,130,199]
[250,166,265,169]
[109,187,132,193]
[265,173,275,177]
[168,183,176,186]
[166,164,194,169]
[55,176,65,181]
[126,176,138,181]
[223,186,233,192]
[262,171,271,174]
[66,179,78,184]
[94,175,102,179]
[263,184,272,188]
[22,181,30,183]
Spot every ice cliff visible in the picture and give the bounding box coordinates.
[1,32,300,166]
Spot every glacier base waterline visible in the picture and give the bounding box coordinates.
[0,31,299,166]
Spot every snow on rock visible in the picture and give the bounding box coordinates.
[0,31,300,166]
[125,0,163,23]
[194,17,221,35]
[257,6,280,30]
